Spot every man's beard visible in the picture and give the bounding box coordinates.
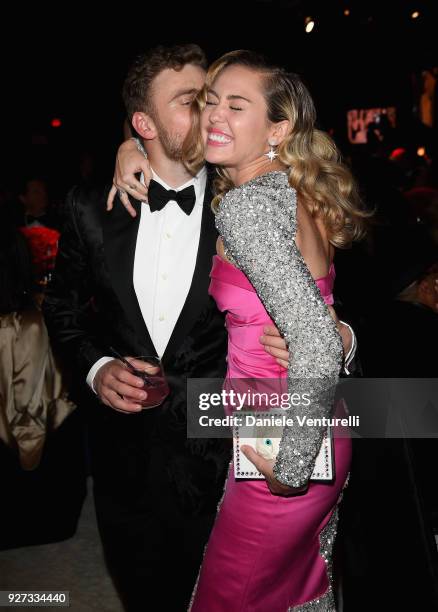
[153,113,184,161]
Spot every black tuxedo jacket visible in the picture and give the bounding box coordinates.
[43,177,230,514]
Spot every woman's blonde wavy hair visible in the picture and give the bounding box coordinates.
[183,50,369,248]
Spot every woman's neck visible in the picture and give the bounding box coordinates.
[227,157,287,186]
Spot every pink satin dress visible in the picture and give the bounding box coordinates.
[189,255,351,612]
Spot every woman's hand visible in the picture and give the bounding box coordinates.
[241,445,308,497]
[107,138,152,217]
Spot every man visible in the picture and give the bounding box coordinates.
[43,44,291,611]
[5,174,58,229]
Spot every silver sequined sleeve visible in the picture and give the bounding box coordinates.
[216,171,343,488]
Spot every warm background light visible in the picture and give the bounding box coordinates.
[305,17,315,33]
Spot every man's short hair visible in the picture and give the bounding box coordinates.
[122,44,207,121]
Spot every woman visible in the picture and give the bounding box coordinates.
[0,223,75,471]
[188,50,366,612]
[111,51,365,610]
[0,221,85,549]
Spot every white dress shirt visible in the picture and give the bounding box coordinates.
[87,165,358,390]
[86,166,207,391]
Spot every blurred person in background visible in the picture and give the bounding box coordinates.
[0,220,86,550]
[4,174,59,229]
[341,225,438,610]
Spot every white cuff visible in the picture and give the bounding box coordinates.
[339,320,357,375]
[86,357,114,394]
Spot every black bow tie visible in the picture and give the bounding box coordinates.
[148,180,196,216]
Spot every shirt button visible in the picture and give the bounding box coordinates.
[159,315,165,321]
[165,232,172,239]
[161,273,168,281]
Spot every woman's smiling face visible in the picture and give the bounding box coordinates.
[201,65,273,170]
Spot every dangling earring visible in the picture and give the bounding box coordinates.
[264,140,278,163]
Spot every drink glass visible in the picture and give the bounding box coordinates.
[128,356,170,409]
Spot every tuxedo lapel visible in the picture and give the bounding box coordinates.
[102,193,157,356]
[162,180,217,363]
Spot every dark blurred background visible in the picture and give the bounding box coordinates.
[1,3,438,609]
[1,0,437,196]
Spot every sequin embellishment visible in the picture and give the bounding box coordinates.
[216,171,343,488]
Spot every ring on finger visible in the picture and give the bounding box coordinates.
[118,188,126,198]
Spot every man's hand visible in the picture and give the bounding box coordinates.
[261,314,353,370]
[327,305,353,356]
[241,445,308,496]
[338,320,353,356]
[94,358,158,414]
[259,325,289,369]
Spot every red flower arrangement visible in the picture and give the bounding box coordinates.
[20,226,60,282]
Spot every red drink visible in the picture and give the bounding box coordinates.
[129,356,170,409]
[137,373,170,408]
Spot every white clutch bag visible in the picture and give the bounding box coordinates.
[233,410,334,482]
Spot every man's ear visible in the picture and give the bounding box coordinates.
[131,112,157,140]
[269,120,290,146]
